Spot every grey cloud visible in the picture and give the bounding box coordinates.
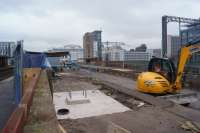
[0,0,199,51]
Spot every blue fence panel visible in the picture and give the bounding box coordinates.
[23,52,46,68]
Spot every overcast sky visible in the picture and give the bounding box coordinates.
[0,0,199,51]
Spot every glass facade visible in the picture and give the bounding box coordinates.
[171,36,181,58]
[124,51,152,61]
[181,24,200,64]
[0,42,16,57]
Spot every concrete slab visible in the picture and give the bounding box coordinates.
[53,90,130,119]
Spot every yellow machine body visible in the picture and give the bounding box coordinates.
[137,72,171,94]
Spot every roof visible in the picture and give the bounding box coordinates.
[45,51,69,57]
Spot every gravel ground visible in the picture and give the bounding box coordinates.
[53,70,194,133]
[24,71,60,133]
[78,69,200,111]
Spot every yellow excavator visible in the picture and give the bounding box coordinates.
[137,42,200,100]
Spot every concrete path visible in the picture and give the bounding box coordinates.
[79,69,137,90]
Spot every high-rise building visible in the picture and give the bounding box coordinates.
[166,35,181,59]
[166,25,200,65]
[181,24,200,44]
[83,30,102,61]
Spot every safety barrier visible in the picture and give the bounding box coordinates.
[2,69,41,133]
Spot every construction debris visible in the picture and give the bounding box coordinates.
[107,122,131,133]
[180,121,200,133]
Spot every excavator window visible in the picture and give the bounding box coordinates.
[148,58,176,83]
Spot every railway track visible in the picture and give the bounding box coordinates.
[0,67,14,81]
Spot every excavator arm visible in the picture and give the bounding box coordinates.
[173,43,200,91]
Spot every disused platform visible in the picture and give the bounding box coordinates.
[23,70,60,133]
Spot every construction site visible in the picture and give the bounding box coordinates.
[2,14,200,133]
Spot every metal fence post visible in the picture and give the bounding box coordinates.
[14,40,23,104]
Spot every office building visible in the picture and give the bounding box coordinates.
[0,42,16,57]
[149,49,162,58]
[83,30,102,61]
[124,51,153,61]
[153,49,161,58]
[48,44,83,61]
[102,45,125,61]
[102,44,153,61]
[166,25,200,64]
[63,45,83,61]
[166,35,181,59]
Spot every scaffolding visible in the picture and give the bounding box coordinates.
[162,15,200,57]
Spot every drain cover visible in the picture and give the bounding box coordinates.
[57,108,69,115]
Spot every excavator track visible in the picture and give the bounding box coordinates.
[159,89,198,105]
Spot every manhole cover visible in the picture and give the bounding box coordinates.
[57,108,69,115]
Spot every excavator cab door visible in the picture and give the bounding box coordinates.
[148,58,176,83]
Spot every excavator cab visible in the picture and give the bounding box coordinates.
[137,57,177,94]
[148,58,176,83]
[137,42,200,103]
